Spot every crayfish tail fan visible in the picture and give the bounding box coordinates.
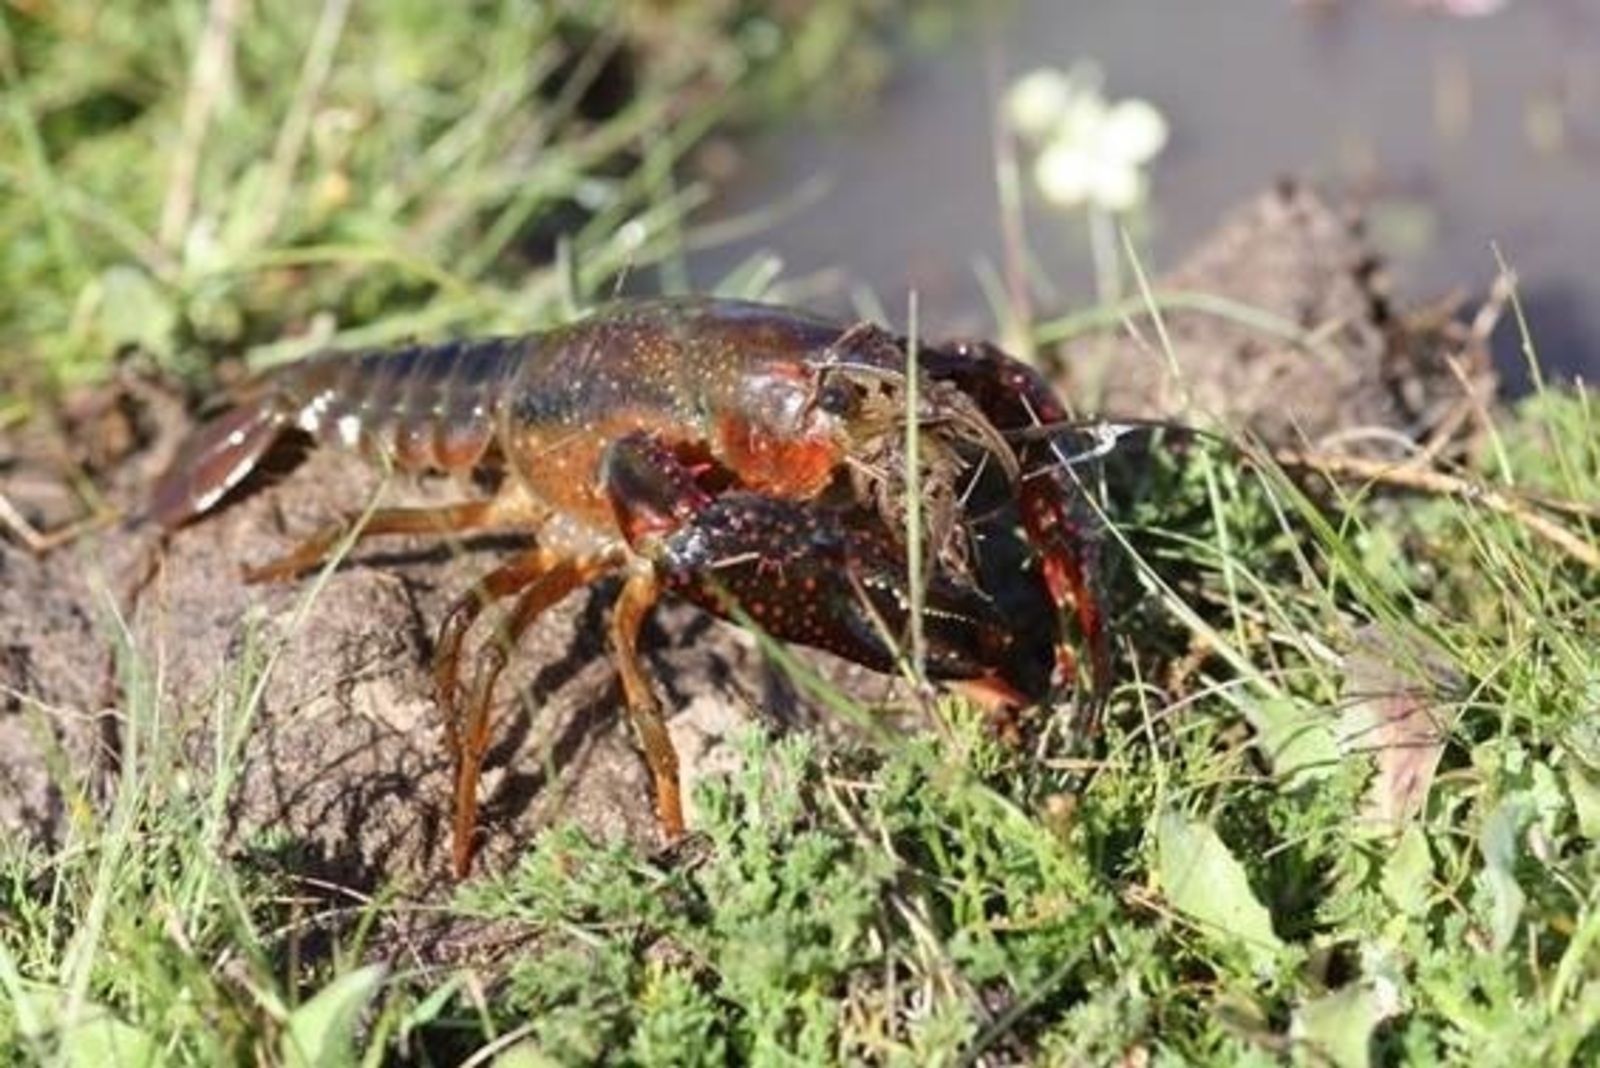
[151,400,289,528]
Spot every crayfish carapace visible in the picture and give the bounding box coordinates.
[152,298,1106,876]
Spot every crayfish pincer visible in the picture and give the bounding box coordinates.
[152,298,1106,876]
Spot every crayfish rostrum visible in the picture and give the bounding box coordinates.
[153,298,1107,876]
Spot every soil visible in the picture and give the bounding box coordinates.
[1069,181,1495,450]
[0,182,1494,947]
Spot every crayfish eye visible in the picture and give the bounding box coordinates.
[815,376,859,418]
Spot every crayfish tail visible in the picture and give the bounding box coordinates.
[150,398,289,529]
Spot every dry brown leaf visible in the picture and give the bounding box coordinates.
[1337,627,1460,832]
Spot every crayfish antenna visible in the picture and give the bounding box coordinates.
[150,398,288,528]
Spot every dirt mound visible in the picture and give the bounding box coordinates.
[0,182,1493,905]
[1071,181,1495,449]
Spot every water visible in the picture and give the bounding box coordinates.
[690,0,1600,387]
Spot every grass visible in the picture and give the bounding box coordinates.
[0,0,914,393]
[5,3,1600,1066]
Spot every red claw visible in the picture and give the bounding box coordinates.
[600,431,1028,688]
[1021,469,1110,706]
[918,338,1111,714]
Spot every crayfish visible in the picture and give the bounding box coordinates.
[153,298,1107,876]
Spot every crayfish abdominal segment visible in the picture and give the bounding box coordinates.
[152,297,1106,877]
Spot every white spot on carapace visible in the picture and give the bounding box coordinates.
[226,428,246,447]
[297,391,334,433]
[335,413,362,447]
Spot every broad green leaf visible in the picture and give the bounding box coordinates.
[1292,979,1400,1068]
[1564,721,1600,770]
[1530,763,1568,830]
[1380,825,1432,916]
[56,1012,159,1068]
[1155,810,1282,967]
[1477,797,1528,953]
[16,993,158,1068]
[1246,697,1340,785]
[279,964,387,1068]
[96,265,178,358]
[1568,764,1600,839]
[493,1043,564,1067]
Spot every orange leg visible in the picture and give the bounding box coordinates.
[447,550,618,878]
[609,569,685,843]
[244,491,547,584]
[432,548,566,757]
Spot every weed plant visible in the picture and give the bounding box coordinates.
[3,3,1598,1065]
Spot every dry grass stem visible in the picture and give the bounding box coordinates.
[158,0,243,250]
[1273,448,1600,569]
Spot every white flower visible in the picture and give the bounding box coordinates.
[1088,160,1147,213]
[1004,68,1077,140]
[1101,98,1169,166]
[1034,142,1095,206]
[1006,65,1169,213]
[1035,143,1147,213]
[1057,92,1109,148]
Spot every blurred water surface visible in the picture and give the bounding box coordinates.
[692,0,1600,386]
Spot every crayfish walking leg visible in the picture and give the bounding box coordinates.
[609,570,685,845]
[438,547,622,878]
[243,500,515,583]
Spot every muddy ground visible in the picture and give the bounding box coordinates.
[0,183,1493,940]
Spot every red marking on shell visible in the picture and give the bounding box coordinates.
[1040,553,1075,609]
[714,413,839,501]
[950,674,1030,712]
[434,419,494,470]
